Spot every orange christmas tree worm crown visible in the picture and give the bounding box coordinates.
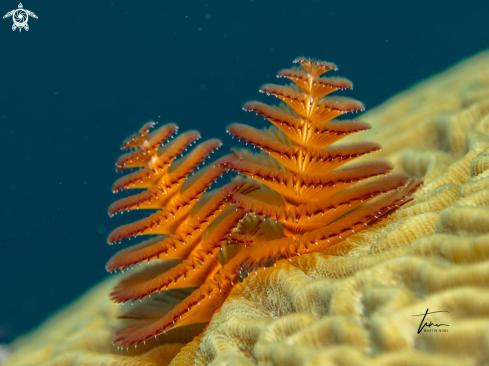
[106,57,419,349]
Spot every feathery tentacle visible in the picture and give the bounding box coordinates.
[107,57,420,349]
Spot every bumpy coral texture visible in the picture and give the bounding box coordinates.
[4,51,489,366]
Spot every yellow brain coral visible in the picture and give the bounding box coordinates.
[4,50,489,366]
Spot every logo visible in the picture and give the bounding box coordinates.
[3,3,37,32]
[412,309,450,334]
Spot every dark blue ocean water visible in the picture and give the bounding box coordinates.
[0,0,488,343]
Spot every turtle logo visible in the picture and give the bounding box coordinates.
[3,3,37,32]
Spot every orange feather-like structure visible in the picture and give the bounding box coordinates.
[107,57,419,349]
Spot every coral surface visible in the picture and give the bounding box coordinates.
[4,51,489,366]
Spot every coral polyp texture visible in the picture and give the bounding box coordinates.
[104,57,417,350]
[4,51,489,366]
